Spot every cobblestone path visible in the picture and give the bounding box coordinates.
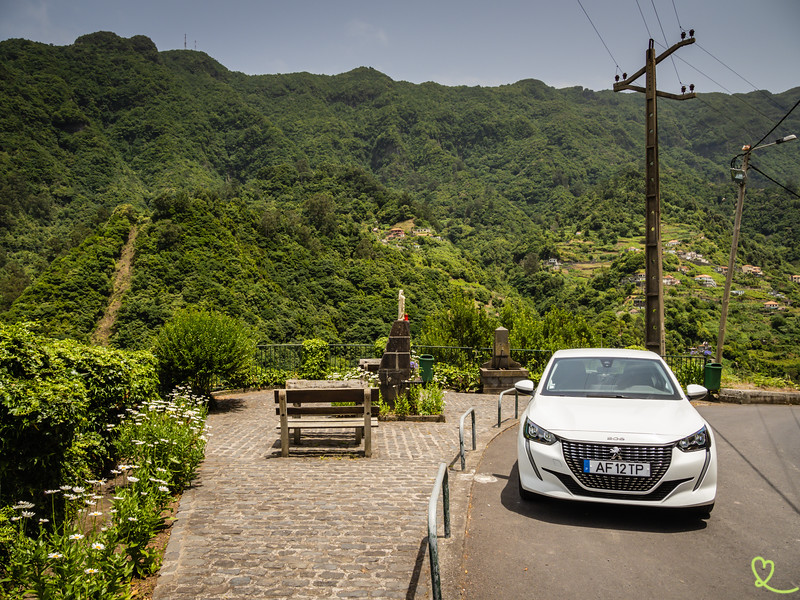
[153,389,518,599]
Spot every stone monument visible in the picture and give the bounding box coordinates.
[378,290,412,404]
[479,327,530,394]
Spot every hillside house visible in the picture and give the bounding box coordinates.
[694,274,716,287]
[764,301,780,310]
[663,275,681,286]
[386,228,406,240]
[742,264,763,276]
[666,240,681,247]
[791,275,800,283]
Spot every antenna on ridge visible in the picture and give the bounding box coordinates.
[184,34,187,50]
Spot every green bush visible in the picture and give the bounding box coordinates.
[299,338,329,380]
[152,308,255,397]
[0,322,159,507]
[433,363,481,392]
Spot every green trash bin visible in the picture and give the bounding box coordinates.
[419,354,435,384]
[703,362,722,392]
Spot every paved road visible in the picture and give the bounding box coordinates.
[460,403,800,600]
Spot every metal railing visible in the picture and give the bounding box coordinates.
[255,343,708,388]
[497,386,529,428]
[458,408,476,470]
[428,463,450,600]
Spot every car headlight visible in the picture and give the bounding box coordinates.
[523,417,557,445]
[676,425,711,452]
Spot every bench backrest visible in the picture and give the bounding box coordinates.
[275,388,379,417]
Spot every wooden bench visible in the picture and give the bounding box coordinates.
[275,388,379,457]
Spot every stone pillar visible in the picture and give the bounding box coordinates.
[479,326,529,395]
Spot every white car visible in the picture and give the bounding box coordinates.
[516,348,717,517]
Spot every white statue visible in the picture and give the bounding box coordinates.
[398,289,405,321]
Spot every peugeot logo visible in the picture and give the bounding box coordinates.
[609,446,622,460]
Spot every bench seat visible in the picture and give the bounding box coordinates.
[275,388,378,457]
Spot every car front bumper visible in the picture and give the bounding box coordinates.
[517,430,717,508]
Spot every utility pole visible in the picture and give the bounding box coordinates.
[715,150,749,364]
[614,34,696,356]
[715,133,796,363]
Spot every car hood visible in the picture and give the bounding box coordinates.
[527,395,706,444]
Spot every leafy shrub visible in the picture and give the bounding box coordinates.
[418,383,445,415]
[251,367,290,388]
[0,322,158,507]
[299,338,329,380]
[152,308,255,397]
[433,363,481,392]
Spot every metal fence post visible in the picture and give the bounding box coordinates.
[459,408,476,470]
[428,463,450,600]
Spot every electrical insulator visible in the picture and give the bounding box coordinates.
[689,84,695,92]
[682,85,686,93]
[681,31,686,39]
[615,74,620,82]
[689,29,695,37]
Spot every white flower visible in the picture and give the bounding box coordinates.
[69,533,85,540]
[39,518,49,524]
[72,487,85,494]
[158,486,170,493]
[91,542,105,551]
[13,501,35,510]
[84,568,99,574]
[127,517,137,522]
[21,511,35,518]
[44,489,60,495]
[60,485,72,491]
[88,511,103,517]
[48,552,64,559]
[127,476,140,483]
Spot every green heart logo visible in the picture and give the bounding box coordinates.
[751,556,799,594]
[752,557,775,588]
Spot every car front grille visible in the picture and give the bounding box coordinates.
[561,440,673,493]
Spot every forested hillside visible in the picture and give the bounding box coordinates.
[1,32,799,378]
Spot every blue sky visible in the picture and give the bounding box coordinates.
[1,0,798,94]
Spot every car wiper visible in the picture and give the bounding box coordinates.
[585,393,627,398]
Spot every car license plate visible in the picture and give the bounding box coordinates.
[583,459,650,477]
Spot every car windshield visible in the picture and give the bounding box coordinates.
[541,357,682,399]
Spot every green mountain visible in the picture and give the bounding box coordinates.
[1,32,799,379]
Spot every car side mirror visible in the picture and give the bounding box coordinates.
[686,384,708,400]
[515,379,535,394]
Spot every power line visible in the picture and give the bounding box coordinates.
[695,42,788,113]
[671,0,684,31]
[749,164,800,199]
[750,96,800,149]
[575,0,622,74]
[656,43,778,122]
[635,0,654,39]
